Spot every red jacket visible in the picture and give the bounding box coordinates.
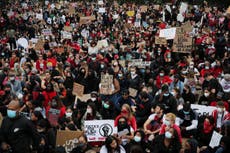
[212,109,230,128]
[114,114,137,131]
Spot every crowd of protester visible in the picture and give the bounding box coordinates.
[0,0,230,153]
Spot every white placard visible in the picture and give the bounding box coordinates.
[209,131,223,148]
[99,8,106,13]
[113,14,119,19]
[62,31,72,40]
[42,29,52,36]
[36,13,43,20]
[98,0,104,5]
[17,38,28,48]
[97,39,108,49]
[84,120,117,142]
[191,104,216,116]
[159,28,176,40]
[177,2,188,22]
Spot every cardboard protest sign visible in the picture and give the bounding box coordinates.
[68,6,75,15]
[129,88,138,98]
[97,39,108,49]
[42,29,52,36]
[48,108,60,126]
[56,130,83,153]
[209,131,222,148]
[34,39,44,51]
[72,83,84,97]
[128,59,143,67]
[100,74,113,95]
[126,11,135,17]
[181,22,193,33]
[118,60,126,68]
[84,120,117,142]
[140,5,148,12]
[173,34,193,53]
[155,36,167,45]
[64,26,73,32]
[153,5,160,10]
[191,104,216,116]
[159,28,176,40]
[79,16,96,25]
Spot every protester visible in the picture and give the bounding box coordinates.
[100,135,126,153]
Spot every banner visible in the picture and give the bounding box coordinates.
[191,104,216,116]
[72,83,84,97]
[84,120,117,142]
[100,74,113,95]
[155,36,167,45]
[159,28,176,40]
[56,130,83,153]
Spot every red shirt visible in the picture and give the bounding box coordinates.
[114,114,137,131]
[156,75,172,89]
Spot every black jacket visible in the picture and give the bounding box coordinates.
[0,116,40,153]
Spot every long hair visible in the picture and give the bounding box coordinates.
[105,136,120,153]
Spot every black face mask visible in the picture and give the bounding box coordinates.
[4,90,10,94]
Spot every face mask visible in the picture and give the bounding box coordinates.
[183,111,190,115]
[189,65,194,69]
[131,71,135,75]
[87,108,92,114]
[164,93,169,97]
[100,64,104,69]
[182,71,187,74]
[118,73,123,77]
[164,120,171,126]
[7,109,17,118]
[37,129,45,133]
[205,66,209,70]
[217,108,223,113]
[78,143,85,148]
[66,112,72,117]
[10,77,15,81]
[103,103,110,109]
[171,92,176,96]
[159,73,164,77]
[165,131,172,139]
[134,136,141,142]
[91,97,97,101]
[204,93,210,97]
[91,57,96,61]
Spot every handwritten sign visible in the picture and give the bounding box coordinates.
[68,6,75,15]
[159,28,176,40]
[72,83,84,97]
[100,74,113,95]
[140,5,148,12]
[62,31,72,40]
[155,36,167,45]
[98,8,106,13]
[84,120,117,142]
[56,130,83,153]
[127,11,135,17]
[97,39,108,49]
[42,29,52,36]
[79,16,96,25]
[64,26,73,32]
[209,131,223,148]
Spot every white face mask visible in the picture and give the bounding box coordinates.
[205,66,209,70]
[159,73,164,77]
[65,112,72,117]
[87,108,92,114]
[217,108,223,113]
[91,97,97,101]
[171,92,176,97]
[204,93,210,97]
[164,120,171,126]
[134,136,141,142]
[165,131,172,139]
[37,129,45,133]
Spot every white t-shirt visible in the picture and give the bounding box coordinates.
[100,145,126,153]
